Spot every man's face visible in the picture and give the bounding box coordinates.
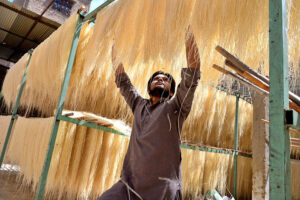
[149,74,172,96]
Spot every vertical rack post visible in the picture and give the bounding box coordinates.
[0,50,33,166]
[233,94,239,198]
[269,0,291,199]
[35,11,84,200]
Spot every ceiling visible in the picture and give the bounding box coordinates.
[0,0,60,63]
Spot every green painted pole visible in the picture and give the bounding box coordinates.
[57,115,128,137]
[269,0,291,199]
[83,0,115,22]
[34,12,84,200]
[0,50,33,167]
[59,115,252,158]
[233,95,239,198]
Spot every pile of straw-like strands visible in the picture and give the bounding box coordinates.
[2,0,300,119]
[2,0,299,152]
[181,149,252,199]
[0,115,299,199]
[1,10,253,153]
[0,116,11,151]
[0,116,252,199]
[1,115,129,200]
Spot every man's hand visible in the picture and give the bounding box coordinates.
[185,26,201,70]
[112,45,125,76]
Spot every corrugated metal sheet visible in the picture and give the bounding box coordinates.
[0,31,8,43]
[20,40,37,51]
[0,0,60,62]
[9,50,25,62]
[0,6,19,30]
[3,33,22,47]
[27,22,55,42]
[0,45,14,60]
[38,25,55,41]
[9,15,35,37]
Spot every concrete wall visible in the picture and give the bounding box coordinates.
[252,93,269,199]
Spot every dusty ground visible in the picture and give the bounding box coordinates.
[0,169,34,200]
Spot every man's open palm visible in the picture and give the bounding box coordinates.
[112,45,125,76]
[185,26,201,70]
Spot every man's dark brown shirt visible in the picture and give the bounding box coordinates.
[115,68,200,200]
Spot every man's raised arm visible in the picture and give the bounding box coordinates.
[112,46,142,112]
[171,27,201,117]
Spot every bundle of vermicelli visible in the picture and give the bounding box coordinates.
[1,0,299,152]
[1,115,130,199]
[0,115,11,152]
[2,0,299,119]
[1,13,254,153]
[0,115,251,199]
[0,115,299,199]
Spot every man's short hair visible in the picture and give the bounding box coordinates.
[147,71,176,96]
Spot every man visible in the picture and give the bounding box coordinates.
[98,28,201,200]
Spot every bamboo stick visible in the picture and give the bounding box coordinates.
[226,59,300,107]
[289,128,300,135]
[212,64,299,115]
[262,119,300,136]
[225,60,269,91]
[215,45,270,83]
[289,102,300,114]
[290,138,300,143]
[212,65,268,96]
[291,141,300,146]
[215,45,300,107]
[222,61,300,113]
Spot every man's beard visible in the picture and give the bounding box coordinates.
[149,87,170,98]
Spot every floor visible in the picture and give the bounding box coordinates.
[0,169,34,200]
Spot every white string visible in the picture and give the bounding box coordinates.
[120,179,144,200]
[177,68,199,140]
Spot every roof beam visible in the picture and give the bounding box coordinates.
[0,2,58,29]
[0,27,38,45]
[7,0,55,61]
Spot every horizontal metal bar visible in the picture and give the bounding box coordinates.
[57,115,128,137]
[216,86,252,104]
[0,27,38,44]
[58,115,252,158]
[83,0,115,22]
[180,144,252,158]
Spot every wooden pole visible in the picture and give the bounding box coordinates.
[212,65,268,95]
[262,119,300,136]
[215,45,300,107]
[212,64,300,113]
